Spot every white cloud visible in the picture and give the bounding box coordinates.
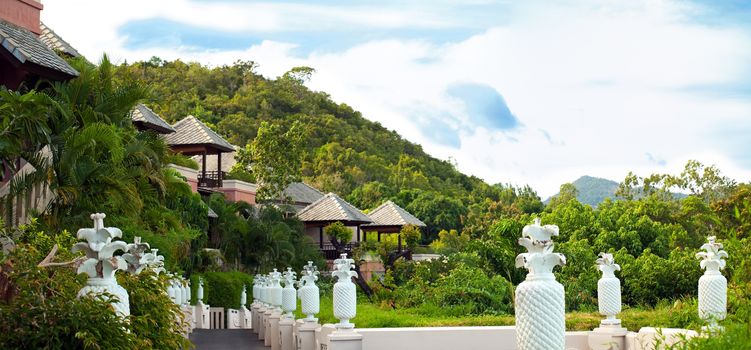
[42,0,751,197]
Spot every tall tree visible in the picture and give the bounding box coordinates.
[249,121,305,200]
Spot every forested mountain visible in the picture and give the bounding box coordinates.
[545,176,619,207]
[114,59,543,239]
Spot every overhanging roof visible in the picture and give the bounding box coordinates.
[363,200,426,228]
[39,22,81,58]
[164,115,234,153]
[131,104,175,134]
[297,192,372,224]
[0,19,78,79]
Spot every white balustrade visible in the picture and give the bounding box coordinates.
[297,261,321,350]
[280,268,298,350]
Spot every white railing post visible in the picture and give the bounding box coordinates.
[260,274,270,341]
[252,275,264,334]
[514,218,566,350]
[240,284,251,329]
[194,277,210,329]
[697,236,728,332]
[589,253,627,350]
[329,254,363,350]
[280,267,298,350]
[267,269,283,349]
[297,261,321,350]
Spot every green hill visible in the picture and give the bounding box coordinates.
[113,59,544,238]
[546,175,619,207]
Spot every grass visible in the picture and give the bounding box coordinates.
[294,296,701,331]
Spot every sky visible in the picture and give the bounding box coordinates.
[42,0,751,197]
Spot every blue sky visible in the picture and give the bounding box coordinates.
[43,0,751,196]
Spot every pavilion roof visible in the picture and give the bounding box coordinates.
[164,115,234,152]
[297,192,372,224]
[363,200,426,227]
[39,22,81,58]
[283,182,324,205]
[0,19,78,79]
[130,104,175,134]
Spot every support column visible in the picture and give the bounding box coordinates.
[269,312,282,350]
[279,318,295,350]
[319,227,324,249]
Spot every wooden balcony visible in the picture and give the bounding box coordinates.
[198,170,226,188]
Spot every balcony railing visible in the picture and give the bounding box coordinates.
[198,170,226,188]
[317,242,358,260]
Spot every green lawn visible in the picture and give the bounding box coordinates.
[295,296,698,331]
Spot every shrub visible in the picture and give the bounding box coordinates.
[192,271,254,309]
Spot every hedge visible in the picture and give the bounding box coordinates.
[191,272,255,309]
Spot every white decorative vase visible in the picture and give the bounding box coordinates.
[269,269,283,311]
[596,253,622,326]
[281,268,297,319]
[515,218,566,350]
[72,213,130,317]
[696,236,728,331]
[299,261,320,322]
[332,254,357,329]
[197,278,205,304]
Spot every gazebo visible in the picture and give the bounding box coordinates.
[164,115,234,192]
[297,192,372,259]
[130,104,176,134]
[362,200,426,251]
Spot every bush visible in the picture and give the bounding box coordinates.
[192,271,254,309]
[0,237,141,348]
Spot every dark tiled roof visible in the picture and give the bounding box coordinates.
[39,22,81,58]
[283,182,324,205]
[164,115,234,152]
[297,193,372,224]
[363,200,426,227]
[131,104,176,134]
[0,19,78,78]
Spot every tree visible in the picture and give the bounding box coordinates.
[249,121,305,200]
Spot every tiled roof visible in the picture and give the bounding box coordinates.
[207,206,218,218]
[164,115,234,152]
[363,200,426,227]
[297,193,372,224]
[0,19,78,78]
[283,182,324,205]
[131,104,175,134]
[39,22,81,58]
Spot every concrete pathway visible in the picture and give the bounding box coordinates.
[189,329,266,350]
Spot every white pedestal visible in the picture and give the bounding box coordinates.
[269,311,282,350]
[279,317,295,350]
[241,306,251,329]
[328,329,363,350]
[260,307,271,341]
[588,325,628,350]
[194,302,210,329]
[297,320,320,350]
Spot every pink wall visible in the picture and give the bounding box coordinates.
[218,188,256,204]
[0,0,43,35]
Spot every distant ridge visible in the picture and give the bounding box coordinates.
[546,175,619,207]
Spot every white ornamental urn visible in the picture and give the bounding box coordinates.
[182,279,190,306]
[241,284,248,308]
[515,218,566,350]
[253,275,261,305]
[696,236,728,330]
[299,261,320,322]
[269,269,283,311]
[595,253,622,326]
[197,277,205,304]
[184,280,191,305]
[332,254,358,329]
[71,213,130,317]
[282,267,297,319]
